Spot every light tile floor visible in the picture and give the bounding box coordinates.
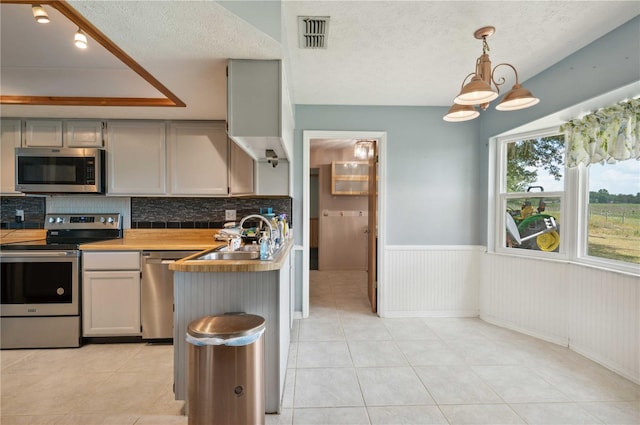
[2,270,639,424]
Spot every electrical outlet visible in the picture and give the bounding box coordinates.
[16,209,24,222]
[225,209,236,221]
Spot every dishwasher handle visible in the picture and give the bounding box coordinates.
[141,251,199,263]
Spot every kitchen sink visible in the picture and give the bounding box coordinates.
[196,250,260,261]
[194,243,263,260]
[192,242,282,261]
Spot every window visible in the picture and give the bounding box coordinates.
[492,97,639,275]
[498,133,565,255]
[585,160,640,264]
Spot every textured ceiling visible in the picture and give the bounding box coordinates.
[0,1,638,120]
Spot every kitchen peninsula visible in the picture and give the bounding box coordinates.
[169,238,294,414]
[81,229,294,413]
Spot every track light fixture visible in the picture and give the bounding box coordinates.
[443,26,539,122]
[74,28,88,49]
[31,4,49,24]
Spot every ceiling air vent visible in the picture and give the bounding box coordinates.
[298,16,329,49]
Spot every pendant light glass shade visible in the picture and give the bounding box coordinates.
[454,75,498,105]
[31,4,50,24]
[74,28,88,49]
[443,103,479,122]
[495,83,540,111]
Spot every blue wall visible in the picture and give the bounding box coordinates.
[294,105,481,245]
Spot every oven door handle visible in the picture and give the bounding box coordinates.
[0,250,79,258]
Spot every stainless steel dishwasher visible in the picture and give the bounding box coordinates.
[141,251,198,340]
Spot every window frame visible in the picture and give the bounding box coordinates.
[490,127,639,276]
[575,162,640,275]
[492,127,569,260]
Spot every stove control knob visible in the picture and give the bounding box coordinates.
[107,217,115,224]
[56,217,64,224]
[48,217,55,224]
[100,216,106,223]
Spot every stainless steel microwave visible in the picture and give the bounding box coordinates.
[15,147,105,194]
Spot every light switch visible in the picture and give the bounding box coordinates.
[225,210,236,221]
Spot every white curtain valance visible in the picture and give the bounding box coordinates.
[562,98,640,168]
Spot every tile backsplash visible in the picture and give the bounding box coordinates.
[1,196,292,230]
[131,197,292,228]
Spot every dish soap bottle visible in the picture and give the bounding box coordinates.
[259,232,269,260]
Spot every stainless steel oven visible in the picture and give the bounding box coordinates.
[1,213,122,349]
[1,250,81,348]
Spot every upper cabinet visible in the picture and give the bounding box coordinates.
[65,120,104,147]
[107,121,167,195]
[23,120,63,147]
[107,120,235,197]
[331,161,369,195]
[1,119,21,195]
[21,119,104,148]
[227,59,286,161]
[229,140,254,196]
[168,122,228,196]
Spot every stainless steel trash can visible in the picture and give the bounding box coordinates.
[186,313,266,425]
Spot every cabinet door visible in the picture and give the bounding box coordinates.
[168,122,228,195]
[24,120,63,147]
[65,120,104,147]
[331,161,368,195]
[229,139,254,195]
[106,121,166,194]
[83,270,141,336]
[227,59,281,138]
[1,119,21,194]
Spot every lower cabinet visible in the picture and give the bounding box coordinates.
[82,251,141,337]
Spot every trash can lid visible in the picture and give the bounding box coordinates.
[187,314,266,339]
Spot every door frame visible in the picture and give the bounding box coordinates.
[302,130,387,318]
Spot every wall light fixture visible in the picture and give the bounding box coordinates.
[443,26,539,122]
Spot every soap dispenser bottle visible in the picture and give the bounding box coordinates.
[259,232,269,260]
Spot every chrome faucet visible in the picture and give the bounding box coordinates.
[238,214,275,247]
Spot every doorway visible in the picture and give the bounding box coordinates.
[302,131,386,318]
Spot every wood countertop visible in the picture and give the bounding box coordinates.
[2,228,292,272]
[79,229,225,251]
[0,229,46,244]
[169,239,293,273]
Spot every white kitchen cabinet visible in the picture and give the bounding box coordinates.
[229,139,254,195]
[1,119,21,194]
[227,59,281,139]
[64,120,104,147]
[82,251,141,337]
[23,120,63,147]
[168,122,228,195]
[256,159,289,195]
[106,121,166,195]
[227,59,286,161]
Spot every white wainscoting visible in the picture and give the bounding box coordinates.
[381,246,638,383]
[382,245,484,317]
[480,253,639,384]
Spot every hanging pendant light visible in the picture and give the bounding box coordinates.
[74,28,88,49]
[31,4,50,24]
[443,103,480,122]
[443,26,539,122]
